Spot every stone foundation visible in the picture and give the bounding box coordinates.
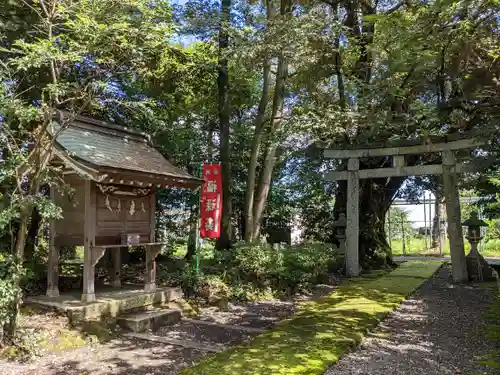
[25,286,183,323]
[466,253,496,281]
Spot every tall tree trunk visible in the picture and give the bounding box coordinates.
[251,23,289,240]
[246,0,291,242]
[3,125,54,341]
[243,0,276,243]
[244,0,272,243]
[330,0,390,268]
[215,0,232,250]
[358,177,403,266]
[4,177,41,340]
[24,207,41,261]
[431,189,445,249]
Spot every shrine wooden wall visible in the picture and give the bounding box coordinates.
[54,176,155,247]
[54,174,86,246]
[95,191,152,245]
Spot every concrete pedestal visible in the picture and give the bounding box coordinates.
[466,252,496,282]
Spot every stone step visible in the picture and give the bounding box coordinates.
[117,307,182,332]
[26,286,184,322]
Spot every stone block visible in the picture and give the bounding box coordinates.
[117,307,182,332]
[466,253,496,281]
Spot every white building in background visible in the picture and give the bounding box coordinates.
[392,192,437,229]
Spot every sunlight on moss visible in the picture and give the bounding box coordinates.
[180,261,442,375]
[38,329,87,352]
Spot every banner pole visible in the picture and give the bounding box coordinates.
[195,162,203,274]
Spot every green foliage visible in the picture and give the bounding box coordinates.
[180,261,443,375]
[0,256,23,330]
[178,264,204,297]
[386,206,414,256]
[231,243,336,294]
[167,242,340,301]
[212,243,338,300]
[198,274,231,299]
[386,207,413,240]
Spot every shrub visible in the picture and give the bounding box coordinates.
[197,275,231,299]
[0,255,24,342]
[277,243,335,293]
[225,242,338,299]
[178,264,204,298]
[173,242,339,302]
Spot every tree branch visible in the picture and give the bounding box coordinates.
[385,1,410,14]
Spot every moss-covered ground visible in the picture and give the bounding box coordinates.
[180,260,442,375]
[477,279,500,371]
[0,307,115,360]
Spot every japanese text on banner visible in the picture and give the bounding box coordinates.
[200,163,222,239]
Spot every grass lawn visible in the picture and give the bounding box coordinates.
[180,260,442,375]
[478,280,500,371]
[390,237,500,258]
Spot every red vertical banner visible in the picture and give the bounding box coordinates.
[200,163,222,238]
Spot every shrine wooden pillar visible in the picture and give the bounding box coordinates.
[111,248,121,287]
[82,179,97,303]
[144,193,158,292]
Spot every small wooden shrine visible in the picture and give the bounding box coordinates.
[46,113,202,303]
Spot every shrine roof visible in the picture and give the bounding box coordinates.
[49,113,203,189]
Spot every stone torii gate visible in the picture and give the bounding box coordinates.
[322,137,485,282]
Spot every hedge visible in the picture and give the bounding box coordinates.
[180,260,443,375]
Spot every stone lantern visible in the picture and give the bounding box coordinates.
[332,213,347,255]
[462,211,495,281]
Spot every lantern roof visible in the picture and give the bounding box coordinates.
[462,211,488,227]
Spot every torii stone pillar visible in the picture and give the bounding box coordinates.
[345,158,360,276]
[442,150,468,282]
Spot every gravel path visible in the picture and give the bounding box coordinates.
[325,264,496,375]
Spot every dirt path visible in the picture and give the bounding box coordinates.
[6,265,494,375]
[325,264,497,375]
[0,285,336,375]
